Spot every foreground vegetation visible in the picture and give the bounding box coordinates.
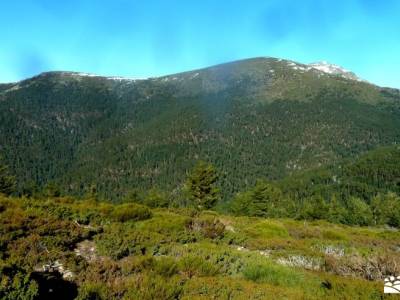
[1,194,399,299]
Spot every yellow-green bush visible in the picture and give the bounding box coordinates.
[111,203,152,222]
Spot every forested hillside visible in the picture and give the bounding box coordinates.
[229,145,400,227]
[279,145,400,202]
[0,57,399,201]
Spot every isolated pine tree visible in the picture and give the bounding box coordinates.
[185,161,220,210]
[248,180,283,217]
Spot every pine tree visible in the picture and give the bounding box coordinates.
[371,193,400,227]
[231,191,252,216]
[184,161,220,210]
[43,182,61,198]
[370,194,385,225]
[299,195,329,220]
[248,180,283,217]
[327,195,347,224]
[231,180,287,217]
[0,162,16,196]
[345,197,373,226]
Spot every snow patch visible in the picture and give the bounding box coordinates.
[161,76,181,82]
[308,61,361,81]
[292,65,311,72]
[69,72,144,82]
[4,84,21,92]
[283,59,364,82]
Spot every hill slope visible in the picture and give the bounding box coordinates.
[278,145,400,202]
[0,57,399,200]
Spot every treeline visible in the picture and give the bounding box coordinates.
[230,145,400,227]
[279,145,400,202]
[230,180,400,227]
[1,145,400,228]
[121,146,400,228]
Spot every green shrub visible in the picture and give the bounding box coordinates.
[345,197,373,226]
[245,220,289,240]
[186,216,225,239]
[96,228,151,259]
[178,255,219,278]
[76,283,108,300]
[123,274,183,300]
[242,261,304,287]
[143,188,169,208]
[111,203,152,222]
[322,230,348,241]
[120,256,155,275]
[153,257,179,277]
[120,256,178,277]
[0,264,39,300]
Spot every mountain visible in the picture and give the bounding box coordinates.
[0,57,399,200]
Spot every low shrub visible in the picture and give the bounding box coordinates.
[178,255,219,278]
[123,274,183,300]
[185,216,225,239]
[111,203,152,222]
[76,283,108,300]
[0,265,39,300]
[96,231,151,260]
[243,260,304,287]
[153,257,179,277]
[242,220,290,244]
[322,230,348,241]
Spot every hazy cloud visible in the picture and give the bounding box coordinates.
[15,51,51,79]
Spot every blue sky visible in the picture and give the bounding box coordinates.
[1,0,399,88]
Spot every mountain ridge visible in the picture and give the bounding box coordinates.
[1,57,396,90]
[0,57,399,200]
